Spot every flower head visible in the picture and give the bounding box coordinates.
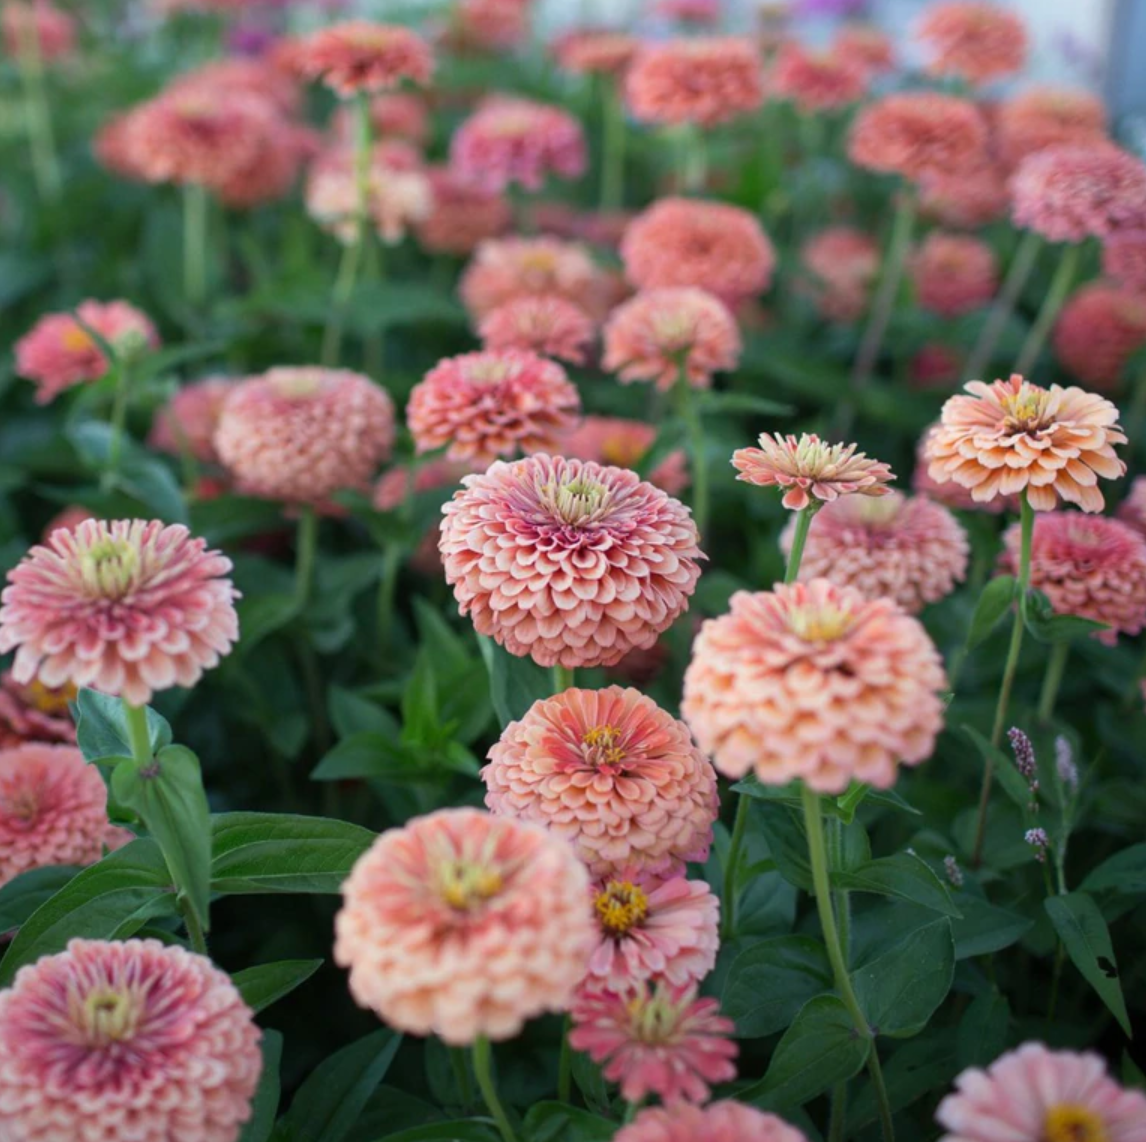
[441,456,703,668]
[1053,282,1146,389]
[918,163,1010,229]
[447,0,530,53]
[770,43,868,112]
[616,1102,809,1142]
[925,374,1126,512]
[916,2,1027,85]
[832,24,895,75]
[937,1042,1146,1142]
[2,0,74,62]
[569,982,737,1105]
[996,86,1107,169]
[1103,229,1146,292]
[335,808,593,1045]
[483,686,717,877]
[214,367,395,504]
[295,21,433,96]
[603,287,741,391]
[479,295,595,365]
[732,433,895,511]
[800,226,879,322]
[911,232,998,317]
[168,57,303,117]
[148,376,234,465]
[0,938,261,1142]
[416,166,512,255]
[554,29,639,76]
[682,580,947,792]
[559,417,689,496]
[0,670,76,747]
[332,92,429,145]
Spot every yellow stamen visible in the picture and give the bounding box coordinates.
[61,327,94,353]
[438,859,503,910]
[1044,1104,1109,1142]
[787,604,853,642]
[76,988,139,1046]
[595,880,649,935]
[582,724,626,766]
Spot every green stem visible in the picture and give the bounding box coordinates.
[294,506,319,610]
[676,370,708,539]
[1037,641,1070,725]
[1015,243,1080,377]
[784,506,816,585]
[621,1097,644,1125]
[720,794,749,941]
[759,101,785,221]
[557,1015,572,1103]
[1125,362,1146,466]
[183,182,209,312]
[123,700,153,766]
[552,664,574,694]
[181,899,209,956]
[473,1037,518,1142]
[829,1082,848,1142]
[600,80,625,212]
[376,544,403,651]
[680,125,706,193]
[15,10,61,202]
[102,358,133,491]
[321,235,364,368]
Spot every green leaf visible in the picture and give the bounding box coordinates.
[696,391,795,417]
[951,898,1033,959]
[401,652,439,745]
[112,744,212,932]
[1023,588,1109,643]
[233,959,323,1013]
[328,687,401,740]
[239,1030,284,1142]
[956,990,1010,1069]
[722,936,832,1038]
[478,635,550,728]
[523,1102,615,1142]
[961,724,1031,814]
[966,575,1015,649]
[310,733,434,783]
[832,853,961,918]
[368,1125,499,1142]
[753,802,812,891]
[191,495,288,546]
[74,688,171,764]
[235,593,301,657]
[272,1029,401,1142]
[0,865,80,933]
[1081,844,1146,896]
[211,813,375,895]
[412,598,474,678]
[847,1033,959,1133]
[1045,892,1132,1037]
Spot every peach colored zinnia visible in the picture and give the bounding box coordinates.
[440,455,704,668]
[295,21,433,97]
[800,226,880,323]
[214,367,395,504]
[483,686,718,877]
[925,374,1126,512]
[913,424,1014,514]
[769,43,868,112]
[0,938,261,1142]
[995,86,1107,170]
[148,376,234,465]
[479,295,595,365]
[1103,229,1146,292]
[937,1042,1146,1142]
[1053,282,1146,390]
[682,580,947,792]
[603,287,741,390]
[916,2,1027,86]
[911,232,998,317]
[334,807,594,1045]
[416,166,512,255]
[617,1102,809,1142]
[407,349,580,464]
[559,417,689,497]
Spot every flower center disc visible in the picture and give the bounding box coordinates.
[437,859,503,910]
[79,539,139,599]
[595,880,649,935]
[76,987,140,1047]
[581,724,626,769]
[787,603,853,643]
[1044,1104,1109,1142]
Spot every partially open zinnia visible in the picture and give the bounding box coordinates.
[148,376,234,465]
[558,417,689,497]
[295,21,433,96]
[415,166,512,255]
[995,86,1107,169]
[769,42,868,112]
[1102,229,1146,292]
[800,226,880,322]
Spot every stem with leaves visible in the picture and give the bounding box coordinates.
[473,1036,517,1142]
[676,367,708,539]
[102,357,134,492]
[1037,641,1070,724]
[600,79,625,212]
[183,182,209,312]
[1014,243,1081,377]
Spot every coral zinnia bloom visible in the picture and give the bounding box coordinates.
[0,519,239,707]
[416,166,511,255]
[16,300,159,405]
[554,29,639,76]
[1053,283,1146,390]
[570,982,737,1105]
[995,86,1107,170]
[559,417,689,497]
[832,24,895,76]
[440,455,704,668]
[848,92,988,182]
[925,374,1126,512]
[621,198,775,304]
[913,424,1014,514]
[148,376,234,465]
[214,367,395,505]
[800,226,879,323]
[625,37,763,127]
[479,295,595,365]
[603,287,741,390]
[732,432,895,511]
[682,580,947,792]
[407,350,580,464]
[0,670,76,747]
[1103,229,1146,292]
[0,938,261,1142]
[483,686,718,877]
[916,2,1027,86]
[295,21,433,97]
[617,1102,809,1142]
[335,807,593,1045]
[770,43,868,112]
[2,0,74,61]
[1000,513,1146,646]
[937,1042,1146,1142]
[918,163,1010,229]
[911,232,998,317]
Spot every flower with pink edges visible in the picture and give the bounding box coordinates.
[16,300,159,405]
[1053,282,1146,390]
[0,670,76,747]
[999,512,1146,645]
[769,43,868,112]
[913,423,1014,514]
[1103,230,1146,292]
[916,2,1027,86]
[911,232,998,317]
[334,807,594,1045]
[622,198,775,304]
[214,367,395,505]
[148,376,234,465]
[483,685,718,877]
[832,24,895,76]
[0,938,262,1142]
[603,287,741,391]
[569,982,737,1105]
[295,21,433,97]
[479,295,595,365]
[559,417,689,497]
[625,38,763,127]
[407,349,580,464]
[441,456,704,668]
[554,29,639,76]
[617,1102,809,1142]
[918,163,1010,229]
[214,119,318,211]
[2,0,74,62]
[682,580,947,792]
[936,1042,1146,1142]
[447,0,530,53]
[0,519,239,708]
[800,226,879,323]
[995,86,1107,170]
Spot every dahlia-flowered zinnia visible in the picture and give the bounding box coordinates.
[1053,282,1146,390]
[1,0,74,62]
[800,226,880,322]
[214,367,395,505]
[554,29,639,76]
[769,43,868,112]
[168,57,302,117]
[682,580,947,792]
[559,416,689,497]
[602,287,741,390]
[913,424,1013,514]
[415,166,512,255]
[918,163,1010,229]
[478,295,595,365]
[999,512,1146,645]
[1103,229,1146,292]
[569,982,737,1106]
[832,23,895,76]
[0,519,238,708]
[295,21,433,96]
[483,686,718,877]
[334,807,593,1045]
[732,432,895,511]
[0,670,75,747]
[911,232,998,317]
[407,350,580,464]
[148,376,234,465]
[0,938,262,1142]
[617,1102,809,1142]
[925,374,1126,512]
[441,456,704,668]
[995,86,1107,170]
[16,300,159,405]
[916,2,1027,86]
[936,1042,1146,1142]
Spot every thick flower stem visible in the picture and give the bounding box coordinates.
[15,13,61,203]
[552,664,574,694]
[103,358,134,492]
[676,371,708,539]
[294,506,319,611]
[1014,243,1081,377]
[784,506,816,585]
[557,1014,573,1103]
[473,1036,518,1142]
[183,182,209,313]
[1037,641,1069,725]
[600,81,625,212]
[376,544,403,652]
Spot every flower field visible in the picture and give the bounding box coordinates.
[3,2,1146,1140]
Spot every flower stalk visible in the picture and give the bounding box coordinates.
[1014,243,1081,377]
[473,1036,518,1142]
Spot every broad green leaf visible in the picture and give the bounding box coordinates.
[239,1030,283,1142]
[233,959,323,1013]
[235,593,301,657]
[191,495,288,546]
[412,598,474,678]
[328,687,401,739]
[74,688,171,764]
[966,575,1015,649]
[1081,845,1146,896]
[956,990,1010,1069]
[478,635,551,728]
[1023,588,1109,643]
[753,802,812,890]
[847,1034,959,1133]
[952,898,1033,959]
[722,936,832,1038]
[402,652,439,745]
[1123,1051,1146,1091]
[696,391,794,417]
[570,1051,610,1115]
[832,853,961,918]
[0,866,80,933]
[311,733,431,783]
[523,1102,615,1142]
[737,867,798,937]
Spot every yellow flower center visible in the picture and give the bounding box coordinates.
[62,326,95,353]
[595,880,649,935]
[542,478,612,525]
[854,493,903,527]
[24,678,77,717]
[582,723,626,767]
[79,538,140,599]
[787,603,853,642]
[76,988,139,1047]
[626,986,683,1043]
[599,434,645,469]
[1000,387,1052,433]
[437,859,503,910]
[520,251,557,274]
[1044,1104,1109,1142]
[269,370,323,400]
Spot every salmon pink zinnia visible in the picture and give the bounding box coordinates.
[770,43,868,112]
[1103,229,1146,292]
[616,1102,809,1142]
[478,295,596,365]
[0,670,76,747]
[996,86,1107,169]
[800,226,880,322]
[911,232,998,317]
[559,417,689,497]
[916,2,1028,86]
[295,21,433,96]
[148,376,234,465]
[1053,282,1146,390]
[416,167,512,255]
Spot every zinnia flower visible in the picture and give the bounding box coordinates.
[937,1042,1146,1142]
[1103,229,1146,292]
[554,29,639,76]
[625,38,763,127]
[0,519,239,708]
[732,432,895,511]
[295,21,433,96]
[682,580,947,792]
[995,86,1107,169]
[16,300,159,405]
[559,417,689,497]
[2,0,74,62]
[407,350,580,464]
[916,2,1027,86]
[918,163,1010,229]
[478,295,595,365]
[621,198,775,304]
[440,455,704,668]
[1053,282,1146,389]
[0,670,75,747]
[913,424,1014,514]
[334,807,594,1045]
[925,374,1126,512]
[769,43,868,112]
[168,57,302,117]
[448,0,530,53]
[0,938,262,1142]
[214,367,395,504]
[569,982,737,1105]
[416,166,512,255]
[602,287,741,390]
[617,1102,809,1142]
[800,226,879,322]
[911,232,998,317]
[832,24,895,75]
[999,512,1146,645]
[483,686,718,877]
[148,376,234,465]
